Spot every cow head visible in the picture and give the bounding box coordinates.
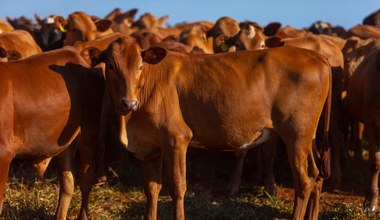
[81,37,167,114]
[35,14,65,51]
[215,24,267,52]
[55,11,113,46]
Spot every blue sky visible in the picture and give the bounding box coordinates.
[0,0,378,30]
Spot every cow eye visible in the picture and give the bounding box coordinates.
[108,63,114,70]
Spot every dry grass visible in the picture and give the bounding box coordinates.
[1,150,380,220]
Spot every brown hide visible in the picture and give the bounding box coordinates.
[0,47,104,219]
[344,24,380,40]
[0,30,42,61]
[0,19,13,34]
[84,37,331,220]
[56,11,113,46]
[346,48,380,212]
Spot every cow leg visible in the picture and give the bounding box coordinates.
[162,124,192,220]
[142,155,163,220]
[305,149,324,220]
[262,137,277,195]
[364,121,380,213]
[55,146,75,220]
[226,149,248,196]
[284,136,316,220]
[0,153,12,215]
[76,131,97,220]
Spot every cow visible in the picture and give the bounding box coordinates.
[0,19,13,34]
[346,46,380,213]
[105,8,139,35]
[54,11,113,46]
[344,24,380,40]
[363,9,380,28]
[0,46,105,220]
[179,22,214,54]
[82,36,332,220]
[236,33,348,190]
[341,37,380,161]
[0,30,42,62]
[34,14,66,51]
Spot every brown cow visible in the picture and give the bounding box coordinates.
[0,30,42,62]
[0,19,13,34]
[346,47,380,213]
[344,24,380,40]
[83,36,331,220]
[0,47,104,220]
[179,22,214,54]
[55,11,113,46]
[223,32,345,192]
[363,9,380,28]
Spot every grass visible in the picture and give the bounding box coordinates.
[1,149,380,220]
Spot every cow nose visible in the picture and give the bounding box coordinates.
[121,98,139,111]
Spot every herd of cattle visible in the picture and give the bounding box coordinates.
[1,7,380,220]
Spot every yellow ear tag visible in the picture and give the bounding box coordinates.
[203,33,208,42]
[58,23,66,32]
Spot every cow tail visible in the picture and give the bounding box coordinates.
[318,63,332,179]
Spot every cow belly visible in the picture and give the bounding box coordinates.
[190,128,273,151]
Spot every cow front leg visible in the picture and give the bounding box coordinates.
[262,137,277,196]
[162,125,192,220]
[77,133,97,220]
[0,152,12,216]
[55,146,75,220]
[364,122,380,213]
[142,155,163,220]
[226,149,248,196]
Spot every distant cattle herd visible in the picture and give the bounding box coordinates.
[0,7,380,220]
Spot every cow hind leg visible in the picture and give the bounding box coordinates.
[305,149,324,220]
[76,132,98,220]
[142,155,163,220]
[283,136,317,220]
[364,121,380,213]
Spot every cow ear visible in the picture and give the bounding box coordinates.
[54,16,67,32]
[95,19,113,32]
[158,15,169,27]
[264,22,282,37]
[265,37,284,48]
[81,47,104,67]
[7,50,22,61]
[34,13,43,25]
[141,46,167,64]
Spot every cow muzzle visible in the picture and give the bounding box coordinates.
[120,98,139,113]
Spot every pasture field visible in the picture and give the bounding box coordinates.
[0,147,378,220]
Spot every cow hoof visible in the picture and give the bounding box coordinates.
[363,199,377,214]
[96,175,107,184]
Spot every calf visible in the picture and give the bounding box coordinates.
[83,36,331,220]
[0,47,104,220]
[346,47,380,213]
